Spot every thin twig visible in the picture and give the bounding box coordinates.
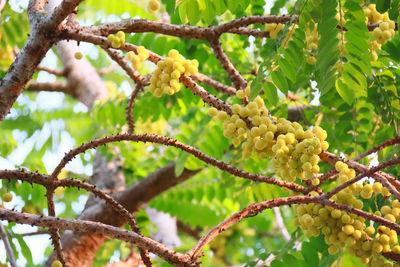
[272,207,290,242]
[0,221,17,267]
[103,47,144,84]
[36,65,65,76]
[191,73,236,95]
[323,156,400,200]
[126,83,144,134]
[209,38,248,91]
[353,136,400,162]
[46,188,68,267]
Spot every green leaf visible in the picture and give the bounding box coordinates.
[250,61,268,100]
[271,70,289,94]
[335,78,354,105]
[186,0,200,25]
[178,1,188,23]
[175,116,211,176]
[301,242,319,267]
[14,234,33,263]
[264,82,279,106]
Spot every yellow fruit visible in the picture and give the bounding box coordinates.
[328,245,339,255]
[2,192,12,202]
[147,0,160,13]
[51,260,62,267]
[74,52,83,60]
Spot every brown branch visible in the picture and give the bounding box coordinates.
[0,23,53,122]
[0,207,196,267]
[188,194,400,262]
[209,38,247,90]
[20,229,50,236]
[191,73,236,95]
[320,151,400,197]
[62,32,237,105]
[49,133,306,193]
[47,0,83,26]
[103,47,144,84]
[214,15,295,34]
[0,221,17,267]
[353,136,400,162]
[25,81,70,94]
[323,156,400,200]
[126,83,144,134]
[46,188,68,266]
[36,65,65,76]
[227,27,271,37]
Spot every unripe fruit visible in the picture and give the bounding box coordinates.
[74,52,83,60]
[147,0,160,14]
[328,245,339,255]
[2,192,12,202]
[51,260,62,267]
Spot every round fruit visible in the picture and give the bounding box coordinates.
[51,260,62,267]
[2,192,12,202]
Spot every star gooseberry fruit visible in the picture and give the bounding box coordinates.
[51,260,62,267]
[2,192,12,202]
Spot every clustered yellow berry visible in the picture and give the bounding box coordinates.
[265,23,285,39]
[363,4,396,61]
[147,0,160,14]
[107,31,126,49]
[371,21,396,45]
[149,49,198,97]
[294,160,400,266]
[127,46,149,69]
[74,51,83,60]
[2,192,12,202]
[208,87,329,183]
[305,25,319,65]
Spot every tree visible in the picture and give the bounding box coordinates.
[0,0,400,266]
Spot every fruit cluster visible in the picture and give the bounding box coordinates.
[363,4,396,61]
[107,31,126,49]
[294,161,400,266]
[208,87,328,183]
[305,25,319,65]
[265,23,285,39]
[372,21,396,45]
[147,0,160,14]
[127,46,149,70]
[149,49,198,97]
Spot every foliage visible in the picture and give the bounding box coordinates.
[0,0,400,267]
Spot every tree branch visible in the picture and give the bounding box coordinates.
[0,221,17,267]
[209,38,247,90]
[50,133,306,193]
[0,207,196,267]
